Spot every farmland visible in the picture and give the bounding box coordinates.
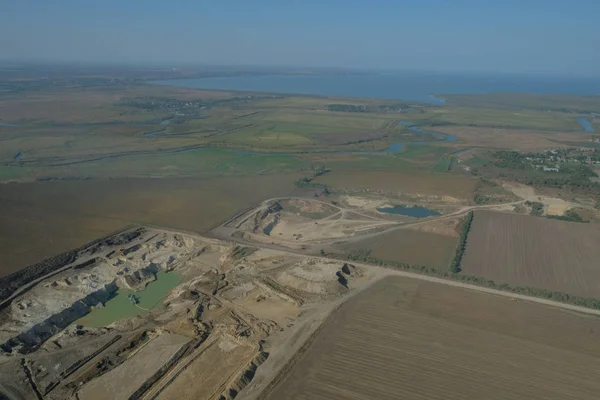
[265,276,600,400]
[3,67,600,399]
[461,210,600,298]
[313,170,477,201]
[343,229,458,269]
[0,174,301,276]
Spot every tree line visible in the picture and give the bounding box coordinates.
[450,212,474,273]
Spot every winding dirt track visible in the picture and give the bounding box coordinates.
[220,196,524,246]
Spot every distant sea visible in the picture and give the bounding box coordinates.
[151,72,600,104]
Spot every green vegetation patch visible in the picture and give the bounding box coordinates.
[547,209,586,223]
[450,212,473,273]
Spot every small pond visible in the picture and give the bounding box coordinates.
[576,117,594,133]
[377,205,441,218]
[77,270,182,328]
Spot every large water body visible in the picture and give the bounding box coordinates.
[152,72,600,104]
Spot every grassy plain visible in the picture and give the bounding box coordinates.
[266,276,600,400]
[2,85,594,182]
[0,174,301,276]
[461,210,600,298]
[1,82,597,278]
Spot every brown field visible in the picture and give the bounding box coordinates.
[461,211,600,298]
[265,276,600,400]
[344,229,458,269]
[0,173,300,276]
[313,170,477,200]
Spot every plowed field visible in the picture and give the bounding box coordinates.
[265,276,600,400]
[461,211,600,298]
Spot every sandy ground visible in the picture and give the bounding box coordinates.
[503,182,573,215]
[155,333,256,400]
[79,333,190,400]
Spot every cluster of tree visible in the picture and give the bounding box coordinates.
[333,249,600,311]
[450,212,473,273]
[495,149,600,165]
[518,175,600,195]
[525,201,545,216]
[547,209,586,223]
[493,151,529,169]
[473,194,494,205]
[294,166,331,194]
[484,150,600,195]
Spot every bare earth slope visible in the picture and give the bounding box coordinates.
[264,276,600,400]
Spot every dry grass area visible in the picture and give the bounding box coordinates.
[461,211,600,298]
[314,170,476,200]
[0,174,299,276]
[435,126,590,151]
[407,216,461,237]
[346,229,458,269]
[265,276,600,400]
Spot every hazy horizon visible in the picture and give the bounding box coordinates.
[1,0,599,77]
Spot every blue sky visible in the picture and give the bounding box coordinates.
[1,0,599,75]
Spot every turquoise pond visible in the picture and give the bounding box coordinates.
[77,271,182,328]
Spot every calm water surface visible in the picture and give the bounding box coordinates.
[576,117,595,132]
[78,271,182,328]
[152,72,600,104]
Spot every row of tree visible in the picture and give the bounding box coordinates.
[450,212,474,273]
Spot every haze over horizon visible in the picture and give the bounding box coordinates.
[1,0,599,77]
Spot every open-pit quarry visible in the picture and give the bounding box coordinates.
[3,195,579,400]
[0,208,384,400]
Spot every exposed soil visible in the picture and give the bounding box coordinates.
[462,210,600,298]
[263,276,600,400]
